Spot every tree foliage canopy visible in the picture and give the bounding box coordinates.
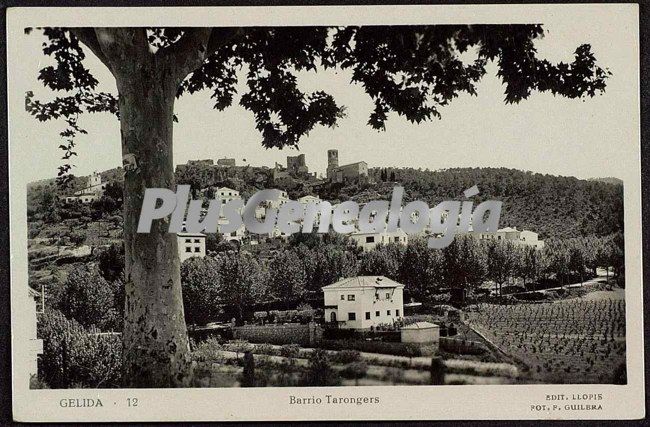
[26,25,609,182]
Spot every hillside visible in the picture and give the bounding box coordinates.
[360,167,623,239]
[27,165,623,240]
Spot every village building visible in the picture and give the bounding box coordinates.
[298,195,321,206]
[216,158,236,166]
[286,153,309,176]
[187,159,214,167]
[177,231,206,262]
[63,171,107,204]
[214,187,241,205]
[349,229,409,252]
[468,226,545,249]
[322,276,404,329]
[326,149,369,183]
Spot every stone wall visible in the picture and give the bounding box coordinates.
[233,323,323,346]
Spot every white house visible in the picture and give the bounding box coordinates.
[349,229,408,252]
[215,187,240,204]
[177,231,206,262]
[322,276,404,329]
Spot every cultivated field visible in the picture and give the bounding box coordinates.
[464,298,626,384]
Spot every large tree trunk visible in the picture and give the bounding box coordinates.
[117,57,192,387]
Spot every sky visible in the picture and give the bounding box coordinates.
[18,13,639,183]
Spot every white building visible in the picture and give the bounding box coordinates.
[349,229,408,252]
[63,171,107,204]
[214,187,241,206]
[469,226,545,249]
[298,195,321,207]
[177,232,206,262]
[322,276,404,329]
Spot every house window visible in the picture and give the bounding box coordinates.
[347,294,355,301]
[185,247,192,253]
[348,312,356,321]
[194,247,200,253]
[387,310,391,316]
[394,237,399,242]
[375,311,380,317]
[365,236,375,243]
[185,239,191,243]
[386,292,390,299]
[194,239,200,243]
[231,232,237,237]
[340,295,345,300]
[396,309,400,317]
[365,312,371,320]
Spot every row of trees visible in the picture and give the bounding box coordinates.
[179,231,624,325]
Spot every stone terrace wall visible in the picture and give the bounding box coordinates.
[233,323,323,346]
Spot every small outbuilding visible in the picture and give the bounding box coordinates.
[401,321,440,346]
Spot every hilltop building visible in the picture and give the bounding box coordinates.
[286,153,309,176]
[323,276,404,329]
[217,158,236,166]
[63,171,107,204]
[187,159,214,167]
[326,149,369,183]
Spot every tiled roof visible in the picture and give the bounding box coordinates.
[322,276,404,290]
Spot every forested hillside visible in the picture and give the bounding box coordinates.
[363,167,623,239]
[27,165,623,241]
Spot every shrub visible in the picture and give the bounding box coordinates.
[254,343,278,356]
[331,349,361,364]
[38,310,122,388]
[340,361,368,385]
[223,340,253,357]
[300,349,341,386]
[382,367,405,384]
[279,344,301,359]
[192,337,224,363]
[320,339,423,358]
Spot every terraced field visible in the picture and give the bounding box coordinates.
[464,299,626,384]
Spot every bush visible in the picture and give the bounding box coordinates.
[192,337,224,363]
[331,349,361,364]
[38,310,122,388]
[254,343,278,356]
[340,361,368,385]
[320,339,423,358]
[223,340,253,357]
[300,349,341,386]
[279,344,301,359]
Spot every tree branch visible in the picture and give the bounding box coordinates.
[160,27,242,83]
[69,28,115,75]
[94,28,151,73]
